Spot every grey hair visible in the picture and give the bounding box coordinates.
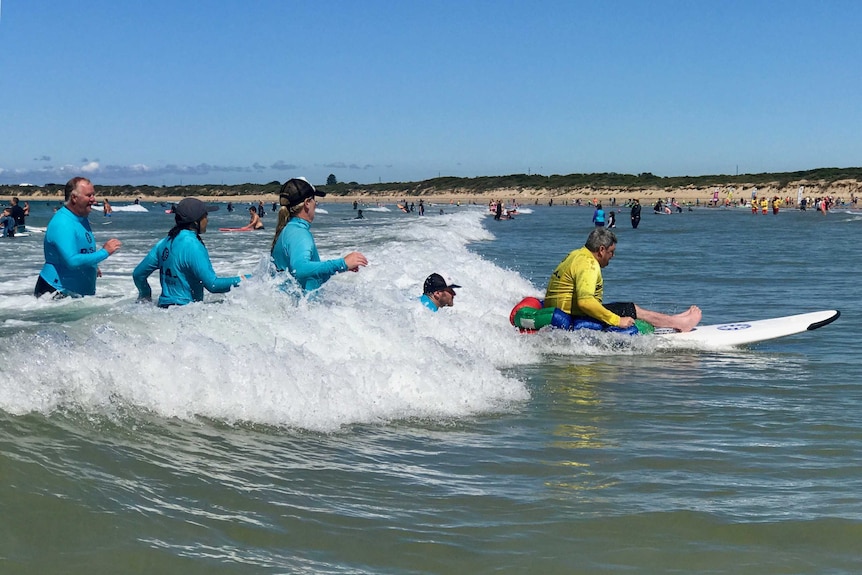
[584,228,617,251]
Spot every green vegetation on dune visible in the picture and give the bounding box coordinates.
[2,167,861,199]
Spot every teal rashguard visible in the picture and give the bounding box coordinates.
[271,218,347,291]
[133,229,240,306]
[419,294,438,311]
[38,206,109,296]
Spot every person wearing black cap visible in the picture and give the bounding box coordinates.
[420,273,460,311]
[133,197,242,306]
[271,177,367,291]
[34,177,122,298]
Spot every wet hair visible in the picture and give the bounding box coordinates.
[64,177,91,202]
[249,206,257,214]
[585,228,617,251]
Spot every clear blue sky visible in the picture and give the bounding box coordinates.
[2,0,860,186]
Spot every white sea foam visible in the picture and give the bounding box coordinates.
[0,208,541,430]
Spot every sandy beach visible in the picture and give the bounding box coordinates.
[3,179,860,208]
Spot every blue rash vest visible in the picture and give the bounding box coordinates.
[133,229,240,306]
[38,206,109,296]
[271,218,347,291]
[592,208,605,225]
[419,294,438,311]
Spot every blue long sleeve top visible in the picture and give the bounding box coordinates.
[133,229,240,306]
[38,206,109,296]
[592,208,605,224]
[271,218,347,291]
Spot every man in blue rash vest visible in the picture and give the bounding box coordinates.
[133,198,242,307]
[270,177,367,291]
[34,177,122,298]
[419,273,460,311]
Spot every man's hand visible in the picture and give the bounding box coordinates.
[618,316,635,328]
[103,238,122,255]
[344,251,368,272]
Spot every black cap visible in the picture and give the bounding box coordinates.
[173,198,219,224]
[279,177,326,208]
[423,273,461,294]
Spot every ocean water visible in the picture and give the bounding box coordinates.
[1,199,861,574]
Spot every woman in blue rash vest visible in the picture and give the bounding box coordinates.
[133,198,242,307]
[270,177,367,291]
[34,177,122,298]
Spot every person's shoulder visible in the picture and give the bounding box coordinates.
[419,294,438,311]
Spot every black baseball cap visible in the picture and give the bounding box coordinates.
[280,177,326,208]
[423,273,461,294]
[173,198,219,224]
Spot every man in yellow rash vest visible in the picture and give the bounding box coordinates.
[544,228,702,332]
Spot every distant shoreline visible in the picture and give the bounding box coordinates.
[3,171,860,207]
[4,183,859,208]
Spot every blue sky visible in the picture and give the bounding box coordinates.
[1,0,860,186]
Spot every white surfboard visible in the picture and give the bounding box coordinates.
[655,310,840,347]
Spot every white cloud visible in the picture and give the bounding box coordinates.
[81,161,100,173]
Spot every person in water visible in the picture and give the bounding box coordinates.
[420,273,459,311]
[133,198,242,307]
[592,203,606,227]
[543,228,701,332]
[630,199,641,229]
[1,208,16,237]
[34,177,122,298]
[9,197,26,232]
[271,177,367,291]
[243,206,264,230]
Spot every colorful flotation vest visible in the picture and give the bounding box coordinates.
[509,297,654,336]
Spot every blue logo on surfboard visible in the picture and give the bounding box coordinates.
[717,323,752,331]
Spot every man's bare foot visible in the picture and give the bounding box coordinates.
[674,306,702,332]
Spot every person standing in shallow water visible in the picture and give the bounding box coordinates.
[133,198,242,307]
[34,177,122,298]
[592,203,606,227]
[630,199,641,229]
[271,177,368,291]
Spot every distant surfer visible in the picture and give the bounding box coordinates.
[543,228,701,332]
[244,206,264,230]
[103,198,113,217]
[606,209,616,228]
[9,197,26,232]
[133,198,243,306]
[630,199,641,229]
[1,207,15,237]
[271,177,367,291]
